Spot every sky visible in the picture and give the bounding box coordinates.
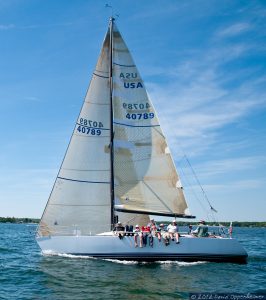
[0,0,265,221]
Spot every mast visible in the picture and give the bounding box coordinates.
[109,17,115,230]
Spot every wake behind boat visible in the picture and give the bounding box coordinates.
[36,18,247,263]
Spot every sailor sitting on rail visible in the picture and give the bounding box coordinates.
[159,223,170,246]
[167,220,180,244]
[148,219,161,242]
[113,222,125,239]
[133,225,143,248]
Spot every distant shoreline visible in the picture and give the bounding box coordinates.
[0,217,265,227]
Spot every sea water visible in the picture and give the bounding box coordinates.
[0,224,265,300]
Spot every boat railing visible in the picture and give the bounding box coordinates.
[182,225,231,237]
[36,224,232,239]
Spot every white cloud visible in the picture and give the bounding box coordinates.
[216,22,252,38]
[144,27,266,156]
[148,73,265,156]
[0,24,15,30]
[195,156,266,178]
[23,96,41,102]
[20,21,77,30]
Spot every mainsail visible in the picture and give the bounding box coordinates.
[111,23,192,219]
[38,18,193,238]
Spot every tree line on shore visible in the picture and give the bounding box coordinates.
[0,217,39,224]
[0,217,265,227]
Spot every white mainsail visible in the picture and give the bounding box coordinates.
[38,19,193,238]
[112,24,190,218]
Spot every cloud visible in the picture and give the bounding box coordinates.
[0,24,15,30]
[216,22,252,38]
[129,3,188,21]
[148,68,265,156]
[20,21,77,30]
[23,96,41,102]
[0,20,85,31]
[144,20,266,157]
[195,156,266,177]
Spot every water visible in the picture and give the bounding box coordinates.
[0,224,265,300]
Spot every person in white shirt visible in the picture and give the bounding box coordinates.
[167,220,180,244]
[159,223,170,246]
[133,224,143,248]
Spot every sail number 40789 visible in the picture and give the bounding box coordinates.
[123,103,150,110]
[77,118,104,136]
[126,113,154,120]
[79,118,103,128]
[77,126,101,135]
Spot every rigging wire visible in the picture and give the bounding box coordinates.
[178,155,218,222]
[184,155,218,213]
[177,157,210,219]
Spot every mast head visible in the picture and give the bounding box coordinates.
[106,4,116,22]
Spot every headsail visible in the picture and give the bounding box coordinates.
[38,27,112,236]
[111,23,194,219]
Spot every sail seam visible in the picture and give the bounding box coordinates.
[57,176,110,184]
[114,121,160,128]
[84,101,109,105]
[93,73,109,79]
[142,181,174,213]
[62,168,110,172]
[50,203,110,207]
[94,69,108,74]
[73,134,109,139]
[113,62,135,67]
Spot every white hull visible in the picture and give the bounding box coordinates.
[36,234,248,263]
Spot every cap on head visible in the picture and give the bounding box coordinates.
[117,222,122,225]
[160,223,164,227]
[135,224,139,228]
[199,220,206,224]
[172,219,177,223]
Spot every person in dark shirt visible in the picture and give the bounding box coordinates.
[192,220,209,237]
[113,222,125,239]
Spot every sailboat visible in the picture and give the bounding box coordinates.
[36,18,248,263]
